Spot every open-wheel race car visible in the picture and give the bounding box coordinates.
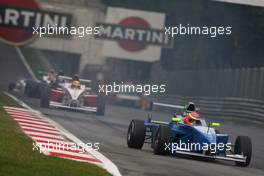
[8,70,63,98]
[127,101,252,167]
[40,75,105,115]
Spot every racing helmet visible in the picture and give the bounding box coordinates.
[72,74,80,81]
[185,102,196,112]
[48,69,56,82]
[72,80,80,87]
[184,111,200,125]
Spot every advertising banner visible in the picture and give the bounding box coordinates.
[97,7,169,62]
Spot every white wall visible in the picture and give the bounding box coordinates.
[29,0,106,73]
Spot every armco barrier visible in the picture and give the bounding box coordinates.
[153,95,264,122]
[151,66,264,101]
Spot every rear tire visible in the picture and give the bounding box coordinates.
[153,125,171,155]
[24,80,33,96]
[234,136,252,167]
[96,95,105,115]
[40,85,50,108]
[25,80,39,98]
[34,83,41,98]
[127,120,146,149]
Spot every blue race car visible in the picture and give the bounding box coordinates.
[127,102,252,167]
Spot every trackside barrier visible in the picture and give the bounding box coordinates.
[152,95,264,122]
[151,66,264,101]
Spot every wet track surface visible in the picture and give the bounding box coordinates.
[0,45,263,176]
[7,93,264,176]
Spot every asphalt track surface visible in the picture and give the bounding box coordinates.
[0,44,264,176]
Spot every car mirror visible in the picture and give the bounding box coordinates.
[86,87,91,91]
[211,122,221,127]
[171,117,182,123]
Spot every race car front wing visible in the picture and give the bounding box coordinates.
[50,101,97,112]
[175,150,246,163]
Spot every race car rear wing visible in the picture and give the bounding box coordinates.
[148,101,200,116]
[151,102,184,110]
[149,101,184,112]
[58,75,92,83]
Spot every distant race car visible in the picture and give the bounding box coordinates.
[8,71,60,98]
[108,81,150,109]
[110,92,143,108]
[8,78,43,98]
[127,102,252,167]
[40,75,105,115]
[8,79,26,92]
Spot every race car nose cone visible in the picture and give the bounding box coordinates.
[70,100,78,107]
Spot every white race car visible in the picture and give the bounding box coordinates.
[40,76,105,115]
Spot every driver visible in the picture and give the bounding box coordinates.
[184,111,200,125]
[71,74,81,87]
[48,70,56,83]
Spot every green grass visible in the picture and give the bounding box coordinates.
[0,92,111,176]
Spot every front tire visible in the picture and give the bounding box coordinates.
[234,136,252,167]
[153,125,171,155]
[40,85,50,108]
[127,120,146,149]
[96,95,105,115]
